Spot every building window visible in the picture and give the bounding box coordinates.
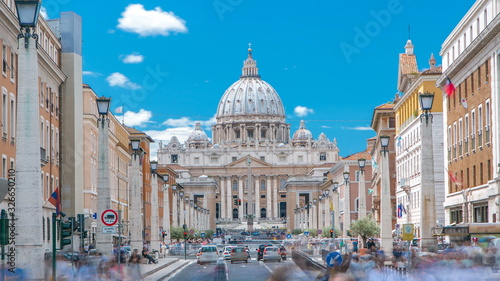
[194,157,199,164]
[171,154,178,163]
[320,152,326,161]
[279,156,286,162]
[261,195,265,198]
[260,180,266,191]
[235,130,240,139]
[2,45,6,74]
[280,179,286,189]
[389,117,395,128]
[473,204,488,223]
[261,129,266,138]
[247,129,253,138]
[2,90,6,136]
[298,155,303,162]
[210,157,218,164]
[450,208,463,224]
[10,52,14,80]
[232,157,237,162]
[232,180,237,190]
[260,156,265,162]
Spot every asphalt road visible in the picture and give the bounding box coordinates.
[167,257,295,281]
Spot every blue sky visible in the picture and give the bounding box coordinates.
[41,0,472,158]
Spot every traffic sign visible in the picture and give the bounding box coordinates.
[304,231,309,236]
[101,209,118,226]
[286,234,292,239]
[326,252,343,267]
[402,223,414,241]
[102,226,116,234]
[189,229,195,235]
[201,232,206,238]
[318,230,322,234]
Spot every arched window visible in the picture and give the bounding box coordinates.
[233,208,239,219]
[232,180,238,190]
[260,180,266,191]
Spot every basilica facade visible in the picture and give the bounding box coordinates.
[157,48,340,230]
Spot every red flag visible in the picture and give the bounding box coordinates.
[48,188,60,213]
[446,169,462,186]
[444,77,456,97]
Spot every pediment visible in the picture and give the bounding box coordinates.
[227,156,272,168]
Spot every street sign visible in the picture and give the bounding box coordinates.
[189,229,195,235]
[402,223,414,241]
[318,230,322,234]
[201,232,206,238]
[304,231,309,236]
[326,251,343,267]
[101,209,118,226]
[102,226,116,234]
[286,234,292,239]
[91,212,97,219]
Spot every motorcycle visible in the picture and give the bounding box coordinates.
[280,251,286,261]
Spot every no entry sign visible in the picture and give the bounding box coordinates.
[101,209,118,226]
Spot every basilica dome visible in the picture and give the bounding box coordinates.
[216,48,285,119]
[188,122,209,141]
[293,120,313,140]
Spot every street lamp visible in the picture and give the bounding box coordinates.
[14,0,44,277]
[358,158,367,219]
[96,96,111,128]
[163,175,169,182]
[129,138,144,251]
[150,159,160,253]
[343,172,351,237]
[380,135,393,256]
[419,92,434,124]
[332,182,339,192]
[150,160,158,172]
[15,0,41,48]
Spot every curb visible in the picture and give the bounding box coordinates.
[142,259,180,278]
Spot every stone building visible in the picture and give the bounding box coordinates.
[157,47,340,230]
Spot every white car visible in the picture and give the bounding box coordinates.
[262,246,281,262]
[221,246,235,260]
[197,245,219,265]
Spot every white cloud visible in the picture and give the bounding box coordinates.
[117,4,188,37]
[122,53,144,64]
[294,106,314,117]
[146,127,192,144]
[321,125,331,129]
[118,109,153,127]
[162,117,216,128]
[106,72,141,89]
[40,7,48,19]
[83,71,101,77]
[344,126,374,131]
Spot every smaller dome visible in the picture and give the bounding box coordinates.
[188,122,208,142]
[212,144,220,148]
[278,143,286,147]
[293,120,313,140]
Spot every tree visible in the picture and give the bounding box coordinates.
[305,229,318,237]
[321,226,340,238]
[205,229,215,239]
[350,215,380,248]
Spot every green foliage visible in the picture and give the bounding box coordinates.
[205,229,214,239]
[291,229,303,235]
[305,229,318,237]
[321,226,340,238]
[170,226,185,240]
[350,215,380,247]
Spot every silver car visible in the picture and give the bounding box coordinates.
[197,245,219,264]
[262,246,281,262]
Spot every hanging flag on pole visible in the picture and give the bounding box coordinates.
[368,188,373,195]
[444,77,456,97]
[372,160,378,169]
[48,188,60,214]
[329,201,334,211]
[445,168,462,186]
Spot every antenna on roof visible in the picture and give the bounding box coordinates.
[408,24,411,40]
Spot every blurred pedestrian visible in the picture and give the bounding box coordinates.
[128,249,142,281]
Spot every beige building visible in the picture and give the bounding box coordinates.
[82,84,131,243]
[157,48,342,231]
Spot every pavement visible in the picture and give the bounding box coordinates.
[139,256,192,281]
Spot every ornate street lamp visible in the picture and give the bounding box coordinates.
[15,0,41,48]
[162,175,169,182]
[96,96,111,128]
[343,172,350,182]
[358,158,366,172]
[332,182,339,192]
[380,135,390,155]
[150,160,158,172]
[419,92,434,124]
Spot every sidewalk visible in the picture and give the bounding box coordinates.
[139,257,191,281]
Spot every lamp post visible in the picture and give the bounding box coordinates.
[343,171,350,237]
[150,161,160,253]
[358,158,367,219]
[419,92,436,251]
[95,96,113,255]
[379,135,393,256]
[162,175,171,243]
[331,182,339,247]
[14,0,44,278]
[129,138,144,251]
[313,198,318,230]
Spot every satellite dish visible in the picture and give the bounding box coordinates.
[0,178,9,202]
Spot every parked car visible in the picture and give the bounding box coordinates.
[230,247,249,263]
[197,245,219,265]
[256,244,272,261]
[221,246,235,260]
[262,246,281,262]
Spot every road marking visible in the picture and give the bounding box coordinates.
[261,261,273,273]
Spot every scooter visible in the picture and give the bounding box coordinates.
[280,251,286,261]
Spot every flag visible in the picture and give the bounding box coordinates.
[402,204,407,214]
[329,201,334,212]
[372,160,378,169]
[397,204,402,218]
[446,168,462,186]
[48,188,60,213]
[461,98,468,109]
[444,77,456,97]
[115,106,123,114]
[368,188,373,195]
[396,136,402,147]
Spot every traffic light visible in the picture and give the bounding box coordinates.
[0,210,8,245]
[330,229,334,238]
[60,220,73,248]
[233,199,238,205]
[69,217,79,232]
[82,230,88,239]
[238,199,242,206]
[77,214,85,232]
[347,230,352,237]
[183,232,187,239]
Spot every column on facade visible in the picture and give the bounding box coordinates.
[273,177,279,218]
[312,203,317,230]
[343,181,351,237]
[163,186,171,243]
[221,177,226,219]
[266,177,272,219]
[226,177,232,219]
[238,177,244,219]
[129,155,143,252]
[333,191,340,232]
[256,124,261,142]
[270,124,275,141]
[254,177,260,220]
[172,192,178,227]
